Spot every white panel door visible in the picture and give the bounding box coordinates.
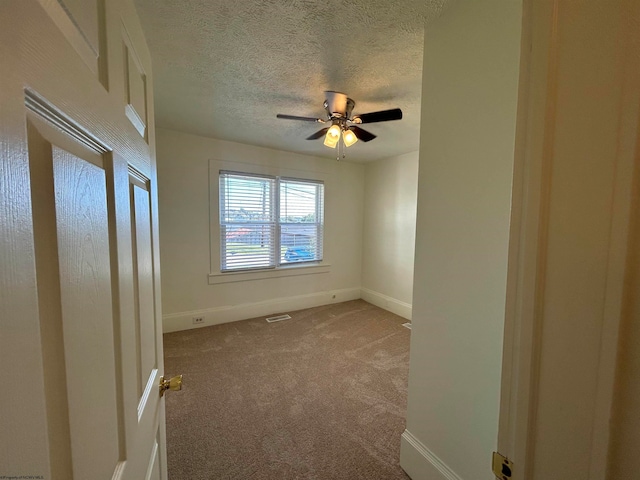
[0,1,171,479]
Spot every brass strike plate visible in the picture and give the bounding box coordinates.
[492,451,513,479]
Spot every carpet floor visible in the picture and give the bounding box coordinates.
[163,299,412,479]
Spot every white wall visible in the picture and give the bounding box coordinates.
[361,151,418,320]
[400,1,522,479]
[156,128,365,332]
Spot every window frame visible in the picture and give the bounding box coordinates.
[218,170,325,273]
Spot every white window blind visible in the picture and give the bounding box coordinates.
[219,171,324,272]
[219,172,276,271]
[279,178,324,265]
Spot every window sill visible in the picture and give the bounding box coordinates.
[208,263,331,285]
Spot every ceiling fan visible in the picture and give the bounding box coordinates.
[276,91,403,149]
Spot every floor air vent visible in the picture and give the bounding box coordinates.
[402,322,412,330]
[266,314,291,323]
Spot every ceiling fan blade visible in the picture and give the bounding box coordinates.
[306,127,329,140]
[353,108,403,124]
[351,126,377,142]
[277,114,324,122]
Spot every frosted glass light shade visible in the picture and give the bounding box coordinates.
[323,124,341,148]
[343,128,358,147]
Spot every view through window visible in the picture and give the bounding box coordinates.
[219,171,324,271]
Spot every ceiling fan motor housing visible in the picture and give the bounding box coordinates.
[324,91,356,119]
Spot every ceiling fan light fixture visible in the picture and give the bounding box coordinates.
[323,124,341,148]
[342,128,358,147]
[277,92,403,154]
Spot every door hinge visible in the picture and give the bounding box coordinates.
[492,451,513,479]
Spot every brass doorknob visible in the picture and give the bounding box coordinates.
[159,375,183,397]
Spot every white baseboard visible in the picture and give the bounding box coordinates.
[400,430,463,480]
[360,287,412,320]
[162,287,361,333]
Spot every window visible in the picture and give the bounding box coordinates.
[219,171,324,272]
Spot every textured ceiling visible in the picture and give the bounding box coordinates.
[133,0,449,162]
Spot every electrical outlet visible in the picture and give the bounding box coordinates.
[192,316,204,325]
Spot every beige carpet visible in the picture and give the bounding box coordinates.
[163,299,412,479]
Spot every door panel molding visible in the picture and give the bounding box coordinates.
[128,164,150,188]
[35,0,101,75]
[27,119,74,480]
[25,89,110,155]
[121,21,148,140]
[145,440,161,480]
[27,106,123,480]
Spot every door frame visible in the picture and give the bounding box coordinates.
[497,0,640,477]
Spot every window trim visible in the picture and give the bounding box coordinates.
[218,169,325,274]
